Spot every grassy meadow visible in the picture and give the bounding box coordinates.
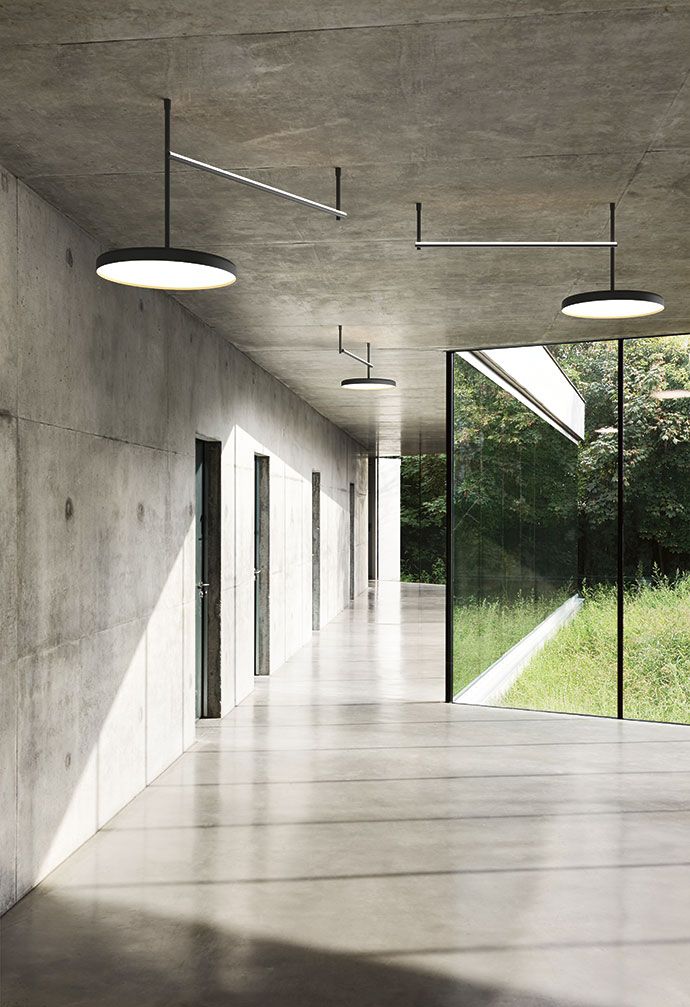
[454,576,690,723]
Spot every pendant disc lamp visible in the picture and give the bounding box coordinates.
[561,203,664,320]
[413,200,664,320]
[338,326,396,389]
[96,100,237,290]
[97,100,347,291]
[341,376,397,389]
[96,246,237,291]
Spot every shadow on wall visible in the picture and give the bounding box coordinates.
[1,890,595,1007]
[12,441,197,907]
[2,168,366,914]
[11,419,364,910]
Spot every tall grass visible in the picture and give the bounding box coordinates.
[620,574,690,723]
[500,575,690,722]
[498,584,617,716]
[453,591,570,695]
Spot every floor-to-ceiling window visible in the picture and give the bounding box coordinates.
[449,336,690,723]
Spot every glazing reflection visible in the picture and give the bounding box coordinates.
[452,343,618,716]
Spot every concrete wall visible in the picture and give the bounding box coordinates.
[0,164,368,914]
[377,457,401,581]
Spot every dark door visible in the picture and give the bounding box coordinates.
[254,455,270,675]
[312,472,321,630]
[368,456,378,580]
[195,439,221,718]
[195,441,209,718]
[349,482,356,600]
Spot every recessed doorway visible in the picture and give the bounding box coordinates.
[254,454,270,676]
[312,472,321,630]
[195,438,221,718]
[349,482,355,601]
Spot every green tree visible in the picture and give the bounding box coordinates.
[400,454,446,583]
[554,337,690,578]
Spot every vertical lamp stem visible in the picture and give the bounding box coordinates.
[609,201,615,290]
[366,342,371,374]
[416,202,422,249]
[335,167,341,222]
[164,98,171,248]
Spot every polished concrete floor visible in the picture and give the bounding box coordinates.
[3,582,690,1006]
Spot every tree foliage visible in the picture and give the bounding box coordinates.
[404,337,690,586]
[400,453,446,583]
[554,337,690,576]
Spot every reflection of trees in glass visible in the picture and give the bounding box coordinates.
[452,356,579,697]
[453,359,578,604]
[400,454,446,584]
[553,336,690,581]
[551,341,618,586]
[453,336,690,722]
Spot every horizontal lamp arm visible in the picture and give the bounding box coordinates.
[415,239,617,248]
[340,348,372,369]
[170,151,347,218]
[414,201,617,249]
[338,325,373,370]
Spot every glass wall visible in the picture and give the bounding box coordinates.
[451,342,617,716]
[452,354,579,694]
[450,336,690,724]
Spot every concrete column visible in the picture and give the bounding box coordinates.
[377,457,400,581]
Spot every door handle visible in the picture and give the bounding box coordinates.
[254,568,262,578]
[197,581,210,597]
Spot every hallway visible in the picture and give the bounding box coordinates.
[3,583,690,1006]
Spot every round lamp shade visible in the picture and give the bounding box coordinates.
[341,377,397,390]
[96,247,237,290]
[561,289,664,319]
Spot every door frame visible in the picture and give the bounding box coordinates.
[312,472,321,630]
[349,481,356,601]
[195,438,222,718]
[254,454,271,676]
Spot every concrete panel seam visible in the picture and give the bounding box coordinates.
[17,413,175,455]
[16,610,180,661]
[7,9,661,53]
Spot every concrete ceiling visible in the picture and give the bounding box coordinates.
[2,3,690,453]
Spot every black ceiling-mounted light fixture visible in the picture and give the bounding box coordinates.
[414,200,665,321]
[338,326,396,390]
[96,99,346,291]
[561,204,664,319]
